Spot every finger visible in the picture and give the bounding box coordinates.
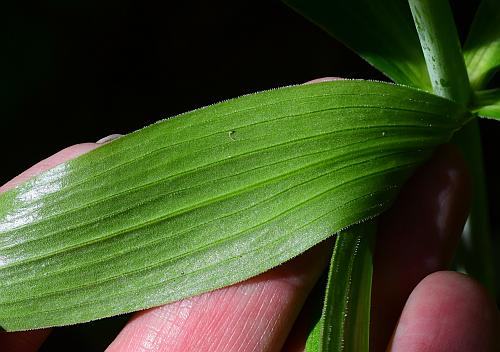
[389,271,500,351]
[0,142,100,352]
[107,241,332,352]
[371,144,471,351]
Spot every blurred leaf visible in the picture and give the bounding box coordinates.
[464,0,500,90]
[282,0,431,90]
[408,0,494,294]
[474,89,500,120]
[0,80,469,331]
[452,120,496,294]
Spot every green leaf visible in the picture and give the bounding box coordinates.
[463,0,500,90]
[477,106,500,121]
[408,0,471,105]
[306,221,376,352]
[473,89,500,120]
[282,0,431,90]
[0,80,470,331]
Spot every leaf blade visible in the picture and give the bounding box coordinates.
[0,80,469,331]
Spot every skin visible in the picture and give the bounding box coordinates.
[1,80,499,351]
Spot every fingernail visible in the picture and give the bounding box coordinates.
[305,77,342,84]
[96,134,123,144]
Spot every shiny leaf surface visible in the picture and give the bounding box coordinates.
[0,80,469,331]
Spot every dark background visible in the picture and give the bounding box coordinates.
[2,0,383,183]
[2,1,499,350]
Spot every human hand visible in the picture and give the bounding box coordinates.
[1,136,499,352]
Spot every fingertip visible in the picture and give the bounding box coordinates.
[389,271,500,352]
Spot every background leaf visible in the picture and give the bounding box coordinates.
[282,0,431,90]
[0,80,469,331]
[474,89,500,120]
[463,0,500,90]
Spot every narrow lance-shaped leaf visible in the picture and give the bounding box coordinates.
[282,0,431,90]
[0,80,470,331]
[463,0,500,90]
[306,220,376,352]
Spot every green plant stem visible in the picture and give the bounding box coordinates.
[408,0,470,104]
[409,0,495,294]
[453,122,495,294]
